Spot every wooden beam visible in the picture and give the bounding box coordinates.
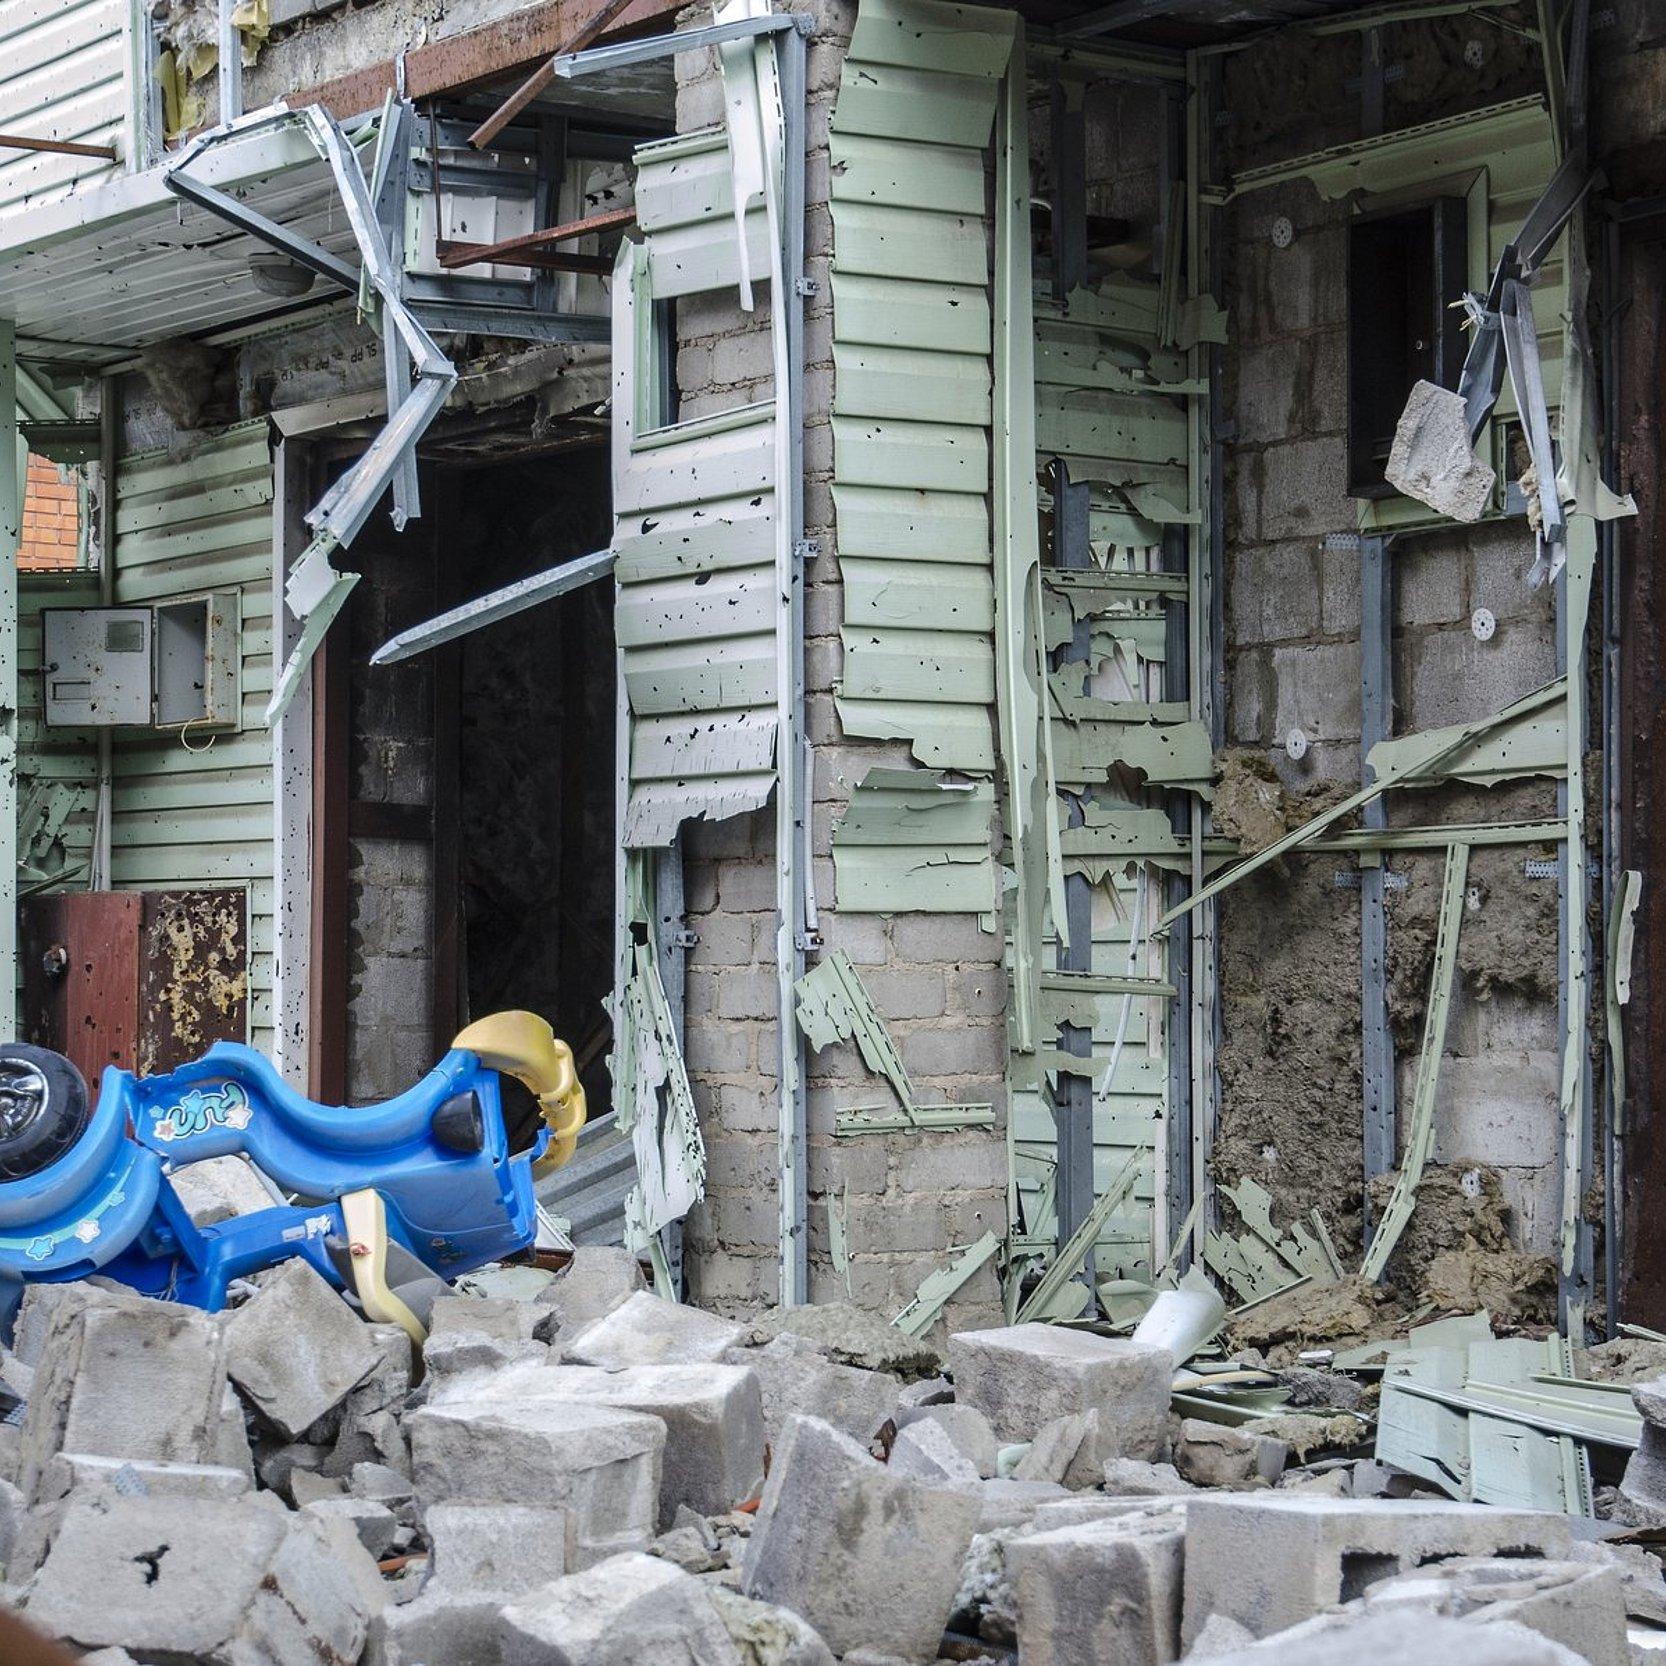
[435,205,636,271]
[0,133,118,160]
[468,0,641,150]
[289,0,685,122]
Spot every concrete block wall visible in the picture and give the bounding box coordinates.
[1217,39,1561,1259]
[671,0,1006,1328]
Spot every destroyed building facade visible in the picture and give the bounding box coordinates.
[1,0,1664,1350]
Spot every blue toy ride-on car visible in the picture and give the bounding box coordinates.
[0,1011,585,1337]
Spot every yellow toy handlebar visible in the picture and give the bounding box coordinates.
[452,1011,587,1178]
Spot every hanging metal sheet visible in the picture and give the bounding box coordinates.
[827,0,1015,771]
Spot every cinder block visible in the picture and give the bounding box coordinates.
[1270,640,1362,745]
[22,1494,375,1664]
[742,1415,980,1657]
[563,1291,747,1369]
[1007,1504,1187,1666]
[225,1258,380,1440]
[499,1552,741,1666]
[733,1335,902,1447]
[409,1391,663,1560]
[947,1324,1173,1459]
[533,1364,765,1525]
[1179,1494,1572,1646]
[20,1286,235,1504]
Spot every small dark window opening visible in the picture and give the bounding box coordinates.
[652,297,682,429]
[1346,197,1469,499]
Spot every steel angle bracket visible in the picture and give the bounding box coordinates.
[164,101,459,727]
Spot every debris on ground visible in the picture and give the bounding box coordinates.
[5,1252,1664,1666]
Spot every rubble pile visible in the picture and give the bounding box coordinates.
[1,1259,1663,1666]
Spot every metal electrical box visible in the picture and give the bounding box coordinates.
[43,592,241,730]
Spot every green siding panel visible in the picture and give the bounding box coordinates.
[111,422,275,1052]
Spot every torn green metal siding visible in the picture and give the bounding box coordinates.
[828,0,1015,776]
[109,423,274,1050]
[611,173,779,845]
[830,767,996,914]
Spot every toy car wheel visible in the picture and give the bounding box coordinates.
[0,1044,90,1181]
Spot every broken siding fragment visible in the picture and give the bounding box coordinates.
[612,850,706,1272]
[828,0,1015,773]
[830,767,996,914]
[794,949,993,1133]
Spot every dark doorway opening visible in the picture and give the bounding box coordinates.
[311,442,616,1128]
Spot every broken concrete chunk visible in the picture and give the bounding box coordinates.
[324,1322,412,1478]
[948,1324,1173,1460]
[499,1551,742,1666]
[706,1584,836,1666]
[536,1247,649,1341]
[425,1293,547,1380]
[426,1500,577,1594]
[1007,1506,1187,1666]
[224,1258,380,1440]
[1632,1374,1666,1427]
[1173,1418,1288,1487]
[1567,1538,1666,1626]
[897,1403,998,1478]
[350,1459,415,1506]
[303,1495,398,1558]
[744,1302,943,1377]
[377,1501,576,1666]
[291,1466,347,1507]
[1011,1411,1098,1488]
[564,1290,746,1369]
[652,1515,727,1574]
[409,1388,663,1561]
[889,1416,981,1484]
[1384,380,1496,523]
[742,1414,980,1658]
[22,1493,375,1665]
[19,1285,234,1503]
[729,1335,902,1448]
[1357,1555,1628,1666]
[532,1363,766,1525]
[1179,1494,1572,1647]
[1195,1610,1587,1666]
[168,1154,276,1225]
[1102,1457,1195,1497]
